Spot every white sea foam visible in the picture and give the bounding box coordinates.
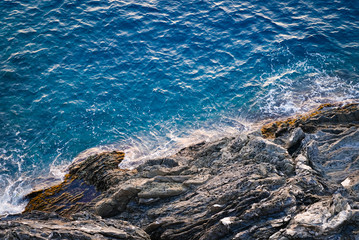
[0,176,32,217]
[256,59,359,119]
[0,148,69,216]
[118,116,250,169]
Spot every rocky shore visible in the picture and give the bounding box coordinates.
[2,103,359,239]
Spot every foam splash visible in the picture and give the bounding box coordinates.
[0,176,32,217]
[255,60,359,119]
[0,152,69,217]
[118,116,250,169]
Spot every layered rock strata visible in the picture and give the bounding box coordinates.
[0,211,150,240]
[2,102,359,239]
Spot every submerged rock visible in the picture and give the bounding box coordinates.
[3,102,359,239]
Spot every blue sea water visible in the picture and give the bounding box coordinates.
[1,0,359,215]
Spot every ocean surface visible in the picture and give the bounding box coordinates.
[1,0,359,215]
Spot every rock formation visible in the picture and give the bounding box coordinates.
[2,102,359,239]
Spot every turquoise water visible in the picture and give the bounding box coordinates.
[1,0,359,214]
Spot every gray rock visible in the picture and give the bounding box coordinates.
[287,127,305,149]
[0,212,150,240]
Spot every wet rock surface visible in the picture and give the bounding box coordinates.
[3,103,359,239]
[23,151,129,217]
